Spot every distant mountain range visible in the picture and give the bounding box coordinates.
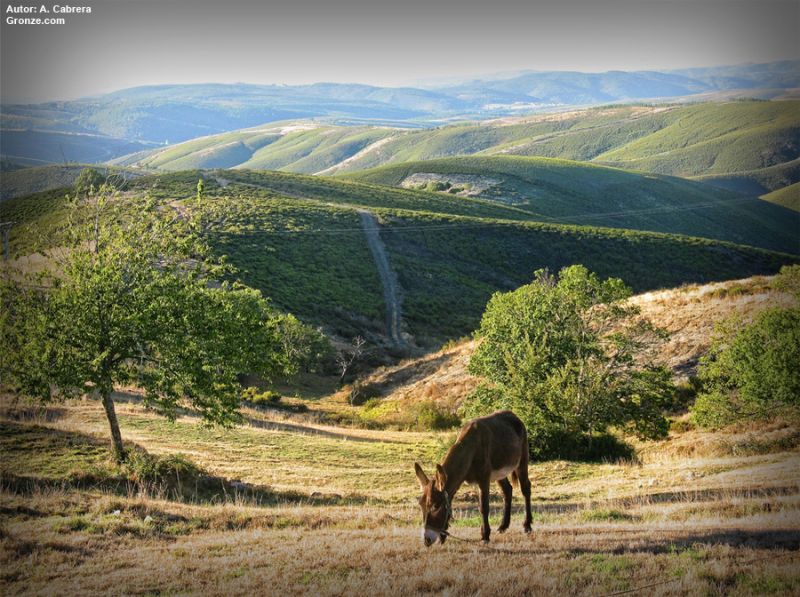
[2,61,799,165]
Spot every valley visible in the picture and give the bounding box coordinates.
[3,169,796,350]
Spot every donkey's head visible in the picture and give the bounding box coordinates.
[414,462,451,547]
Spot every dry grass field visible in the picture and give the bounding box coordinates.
[2,274,799,596]
[1,392,799,596]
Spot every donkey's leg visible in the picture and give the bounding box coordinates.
[517,465,533,533]
[497,478,512,532]
[479,479,491,543]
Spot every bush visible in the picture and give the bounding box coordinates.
[425,181,451,192]
[349,382,382,406]
[462,265,673,460]
[242,387,282,405]
[692,307,800,428]
[122,449,223,499]
[74,167,105,194]
[416,401,460,430]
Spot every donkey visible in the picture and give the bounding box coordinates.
[414,410,532,545]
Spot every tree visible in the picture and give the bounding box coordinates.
[337,335,366,385]
[462,265,673,460]
[74,167,105,194]
[692,265,800,428]
[1,184,318,461]
[692,307,800,428]
[196,178,205,202]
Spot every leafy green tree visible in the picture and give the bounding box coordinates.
[463,265,673,459]
[692,306,800,428]
[196,178,205,202]
[1,184,319,461]
[74,167,105,194]
[692,265,800,428]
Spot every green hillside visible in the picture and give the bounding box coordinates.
[344,156,800,255]
[595,101,800,177]
[119,102,800,194]
[127,123,400,174]
[0,164,148,202]
[697,158,800,196]
[761,182,800,212]
[5,169,796,348]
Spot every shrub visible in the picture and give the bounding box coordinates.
[416,401,460,430]
[349,382,382,406]
[692,307,800,428]
[242,387,282,406]
[425,181,450,192]
[252,391,282,406]
[74,167,105,194]
[122,449,223,499]
[462,265,673,460]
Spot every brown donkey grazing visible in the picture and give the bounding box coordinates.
[414,410,532,546]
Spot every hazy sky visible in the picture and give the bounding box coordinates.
[1,0,798,103]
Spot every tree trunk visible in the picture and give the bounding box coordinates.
[101,391,126,462]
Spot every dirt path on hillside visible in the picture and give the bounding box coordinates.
[210,173,406,346]
[358,210,405,347]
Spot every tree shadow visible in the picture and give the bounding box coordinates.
[367,351,457,390]
[243,416,392,443]
[448,528,800,557]
[0,421,369,507]
[109,390,390,444]
[563,528,800,555]
[0,403,67,424]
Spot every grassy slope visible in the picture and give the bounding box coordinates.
[0,164,148,201]
[696,158,800,196]
[344,156,800,255]
[5,169,797,347]
[121,102,800,194]
[350,275,798,427]
[0,129,152,166]
[761,182,800,212]
[133,124,400,174]
[596,101,800,177]
[0,170,794,344]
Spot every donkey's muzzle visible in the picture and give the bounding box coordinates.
[423,527,440,547]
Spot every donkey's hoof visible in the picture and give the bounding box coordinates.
[497,525,509,534]
[481,539,490,544]
[524,526,532,534]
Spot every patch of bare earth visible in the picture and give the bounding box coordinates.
[400,173,501,197]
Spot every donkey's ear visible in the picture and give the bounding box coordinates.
[435,464,447,490]
[414,463,429,488]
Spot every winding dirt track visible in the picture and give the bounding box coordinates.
[358,210,405,347]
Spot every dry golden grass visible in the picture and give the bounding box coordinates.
[627,275,797,377]
[2,274,799,595]
[2,393,799,596]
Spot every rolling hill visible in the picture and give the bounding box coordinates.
[0,163,148,202]
[3,61,798,166]
[4,169,797,349]
[117,101,800,196]
[344,156,800,255]
[761,182,800,212]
